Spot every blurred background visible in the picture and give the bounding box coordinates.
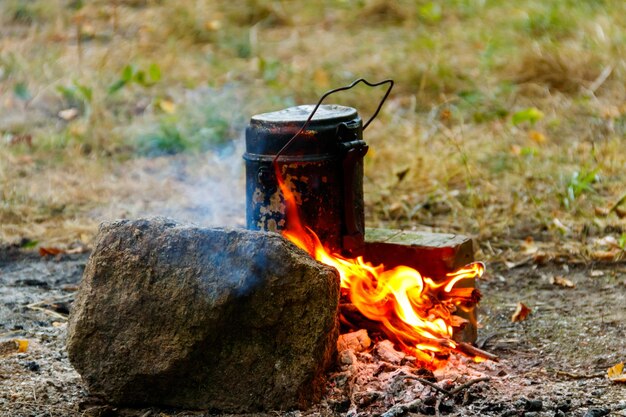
[1,0,625,263]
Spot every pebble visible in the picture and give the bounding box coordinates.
[584,408,610,417]
[556,400,572,412]
[525,399,543,412]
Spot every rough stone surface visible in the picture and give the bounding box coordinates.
[66,218,340,412]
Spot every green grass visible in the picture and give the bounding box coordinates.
[1,0,625,262]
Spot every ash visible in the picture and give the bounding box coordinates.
[318,331,495,417]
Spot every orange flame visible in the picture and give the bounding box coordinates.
[275,164,485,366]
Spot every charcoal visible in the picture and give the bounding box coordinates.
[67,218,340,412]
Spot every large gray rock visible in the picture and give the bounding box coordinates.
[67,218,340,412]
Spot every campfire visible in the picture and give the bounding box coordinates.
[67,79,498,415]
[245,79,492,369]
[278,169,486,367]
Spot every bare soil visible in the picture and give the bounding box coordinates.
[0,247,624,417]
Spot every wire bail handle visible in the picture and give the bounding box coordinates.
[272,78,394,166]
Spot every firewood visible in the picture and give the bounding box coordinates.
[442,288,482,305]
[337,329,371,353]
[339,303,385,334]
[456,342,499,362]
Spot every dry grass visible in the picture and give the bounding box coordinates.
[1,0,625,262]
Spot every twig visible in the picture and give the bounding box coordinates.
[588,65,613,93]
[447,377,491,396]
[457,342,500,362]
[401,374,491,401]
[555,370,605,380]
[608,192,626,213]
[400,375,451,396]
[25,303,68,321]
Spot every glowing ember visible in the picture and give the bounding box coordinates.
[275,166,485,366]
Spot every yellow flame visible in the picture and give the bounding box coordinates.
[277,164,485,367]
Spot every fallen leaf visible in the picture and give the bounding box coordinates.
[607,362,626,383]
[529,130,547,144]
[550,275,575,288]
[532,251,549,264]
[511,302,531,322]
[16,339,28,353]
[521,236,538,255]
[158,99,176,114]
[396,167,410,183]
[595,206,610,217]
[591,250,618,261]
[39,247,66,257]
[7,134,33,147]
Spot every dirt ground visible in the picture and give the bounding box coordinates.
[0,245,624,417]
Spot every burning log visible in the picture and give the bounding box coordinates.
[67,218,340,412]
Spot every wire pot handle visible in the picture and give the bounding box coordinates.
[272,78,394,166]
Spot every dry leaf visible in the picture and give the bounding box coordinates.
[533,251,549,264]
[607,362,626,383]
[158,99,176,114]
[39,247,65,256]
[550,275,575,288]
[595,206,610,217]
[16,339,28,353]
[511,302,531,322]
[521,236,538,255]
[8,134,32,147]
[591,250,618,261]
[529,130,547,144]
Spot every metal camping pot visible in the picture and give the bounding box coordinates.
[243,79,393,255]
